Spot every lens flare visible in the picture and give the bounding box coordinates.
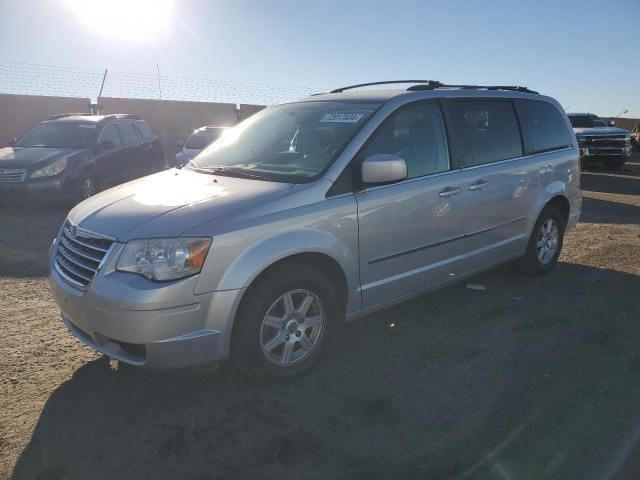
[63,0,173,42]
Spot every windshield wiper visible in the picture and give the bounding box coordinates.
[192,165,268,180]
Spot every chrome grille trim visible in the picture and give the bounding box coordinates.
[54,221,114,288]
[0,168,27,183]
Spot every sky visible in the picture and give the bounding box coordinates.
[0,0,638,116]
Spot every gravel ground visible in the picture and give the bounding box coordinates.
[1,156,639,480]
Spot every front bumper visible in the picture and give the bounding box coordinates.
[49,245,245,369]
[0,175,75,202]
[580,145,632,159]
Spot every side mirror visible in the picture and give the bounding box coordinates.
[176,140,184,149]
[8,138,16,147]
[361,154,407,185]
[98,140,115,150]
[608,120,616,127]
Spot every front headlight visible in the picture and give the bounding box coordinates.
[116,237,211,281]
[31,157,67,178]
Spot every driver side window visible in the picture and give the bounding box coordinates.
[361,102,450,179]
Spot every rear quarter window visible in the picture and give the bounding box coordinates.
[443,100,523,167]
[134,121,153,139]
[516,100,574,154]
[118,122,139,143]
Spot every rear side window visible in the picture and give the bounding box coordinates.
[444,100,523,167]
[517,100,574,154]
[360,102,450,179]
[118,122,139,143]
[135,120,153,138]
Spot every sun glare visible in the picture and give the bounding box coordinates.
[64,0,173,42]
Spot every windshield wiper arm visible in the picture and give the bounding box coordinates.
[193,165,268,180]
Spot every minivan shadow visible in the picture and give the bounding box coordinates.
[12,262,640,480]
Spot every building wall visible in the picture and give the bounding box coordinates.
[100,97,264,158]
[0,94,91,146]
[0,94,265,158]
[598,117,639,132]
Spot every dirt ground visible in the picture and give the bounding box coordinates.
[1,156,639,480]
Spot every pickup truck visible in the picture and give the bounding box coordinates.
[568,113,633,168]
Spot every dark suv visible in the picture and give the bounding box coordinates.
[0,113,164,204]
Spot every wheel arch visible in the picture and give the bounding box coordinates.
[528,181,571,235]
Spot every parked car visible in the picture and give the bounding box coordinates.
[631,123,640,151]
[0,113,164,204]
[567,113,633,168]
[175,126,229,166]
[49,81,582,379]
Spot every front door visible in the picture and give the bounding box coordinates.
[356,101,466,309]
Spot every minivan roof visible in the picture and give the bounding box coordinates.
[298,87,546,104]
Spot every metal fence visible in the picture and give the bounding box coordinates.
[0,60,323,106]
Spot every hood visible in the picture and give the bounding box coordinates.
[0,146,81,170]
[573,126,631,136]
[68,168,294,241]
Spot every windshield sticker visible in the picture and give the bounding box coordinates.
[320,112,369,123]
[77,124,96,129]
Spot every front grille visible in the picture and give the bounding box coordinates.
[0,168,26,183]
[54,221,114,288]
[581,135,628,148]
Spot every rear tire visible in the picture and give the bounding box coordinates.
[517,204,565,275]
[230,263,339,381]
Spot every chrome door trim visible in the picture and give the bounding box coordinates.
[368,216,527,265]
[459,146,575,173]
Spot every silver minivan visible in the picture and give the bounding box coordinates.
[49,81,582,379]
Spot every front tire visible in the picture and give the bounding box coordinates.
[517,204,565,275]
[231,263,339,380]
[78,174,97,201]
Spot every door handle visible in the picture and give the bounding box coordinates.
[468,180,489,191]
[439,186,462,198]
[539,164,553,174]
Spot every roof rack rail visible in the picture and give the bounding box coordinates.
[330,80,442,93]
[102,113,142,120]
[47,112,95,120]
[407,83,539,94]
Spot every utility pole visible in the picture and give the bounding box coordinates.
[90,68,108,114]
[157,64,168,168]
[615,108,629,118]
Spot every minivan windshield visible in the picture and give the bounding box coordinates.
[569,115,607,128]
[16,122,97,148]
[188,101,381,182]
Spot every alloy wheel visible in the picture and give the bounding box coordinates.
[259,289,325,366]
[536,218,559,264]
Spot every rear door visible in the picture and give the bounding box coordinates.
[355,101,466,308]
[117,121,145,181]
[134,120,164,173]
[93,123,126,189]
[443,99,537,271]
